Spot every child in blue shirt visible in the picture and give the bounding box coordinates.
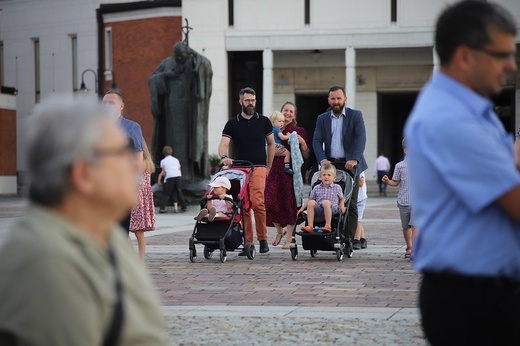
[269,111,294,175]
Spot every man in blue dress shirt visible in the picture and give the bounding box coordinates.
[404,1,519,344]
[103,91,144,235]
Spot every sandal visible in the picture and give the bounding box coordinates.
[301,225,314,232]
[207,206,217,222]
[321,226,332,233]
[282,242,291,249]
[195,209,208,221]
[404,247,412,259]
[272,228,287,246]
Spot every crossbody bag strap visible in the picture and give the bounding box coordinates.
[102,246,124,346]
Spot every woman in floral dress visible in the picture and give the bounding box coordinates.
[130,140,156,262]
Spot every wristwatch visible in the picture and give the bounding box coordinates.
[220,155,228,159]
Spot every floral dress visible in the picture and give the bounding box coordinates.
[130,171,155,232]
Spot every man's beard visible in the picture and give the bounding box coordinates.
[332,103,345,115]
[242,104,255,116]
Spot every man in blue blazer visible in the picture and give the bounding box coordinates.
[313,86,368,248]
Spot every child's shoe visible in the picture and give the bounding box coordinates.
[195,209,209,221]
[321,226,332,233]
[284,167,294,175]
[301,225,314,232]
[207,207,217,222]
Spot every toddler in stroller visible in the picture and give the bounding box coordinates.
[195,177,234,222]
[189,161,257,263]
[290,163,354,261]
[298,164,346,232]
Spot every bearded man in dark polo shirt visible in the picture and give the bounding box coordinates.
[218,87,275,254]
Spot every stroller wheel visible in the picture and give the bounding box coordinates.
[189,248,196,263]
[345,241,353,258]
[203,246,213,260]
[219,249,227,263]
[310,249,317,258]
[290,246,298,261]
[245,243,256,260]
[336,249,344,261]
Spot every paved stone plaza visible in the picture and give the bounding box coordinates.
[0,196,428,345]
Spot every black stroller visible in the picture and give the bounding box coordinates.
[290,166,355,261]
[189,161,256,263]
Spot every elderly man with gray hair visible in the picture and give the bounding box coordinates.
[0,96,168,345]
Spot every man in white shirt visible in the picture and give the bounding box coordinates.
[158,146,187,213]
[374,152,391,196]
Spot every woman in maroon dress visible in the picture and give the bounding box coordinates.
[265,102,311,249]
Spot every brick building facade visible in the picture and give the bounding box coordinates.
[0,91,17,194]
[0,0,182,193]
[100,5,182,143]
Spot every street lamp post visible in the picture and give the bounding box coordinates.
[78,68,98,95]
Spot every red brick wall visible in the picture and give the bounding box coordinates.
[0,108,17,175]
[103,16,182,145]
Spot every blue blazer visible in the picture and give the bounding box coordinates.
[312,107,368,173]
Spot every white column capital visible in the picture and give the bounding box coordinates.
[345,47,356,109]
[345,46,356,67]
[263,48,274,115]
[263,48,273,69]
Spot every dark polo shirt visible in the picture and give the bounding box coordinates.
[222,112,273,167]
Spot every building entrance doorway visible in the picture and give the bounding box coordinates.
[295,93,329,170]
[492,89,516,133]
[378,93,418,169]
[378,90,516,171]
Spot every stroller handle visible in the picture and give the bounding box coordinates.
[310,161,360,178]
[219,160,254,171]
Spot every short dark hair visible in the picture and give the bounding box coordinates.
[435,1,517,65]
[328,86,346,96]
[239,87,256,100]
[104,90,123,102]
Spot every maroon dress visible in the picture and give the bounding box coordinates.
[265,123,309,227]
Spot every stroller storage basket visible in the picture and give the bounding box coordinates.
[195,222,242,250]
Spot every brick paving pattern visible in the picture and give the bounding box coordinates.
[0,197,428,345]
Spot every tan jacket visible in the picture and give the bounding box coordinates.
[0,206,168,346]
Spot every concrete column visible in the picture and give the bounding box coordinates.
[345,46,356,109]
[262,48,273,114]
[433,46,440,72]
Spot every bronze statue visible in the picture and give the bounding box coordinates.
[149,42,213,180]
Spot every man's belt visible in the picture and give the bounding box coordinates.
[424,271,520,291]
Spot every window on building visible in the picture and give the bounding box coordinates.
[228,0,234,26]
[304,0,310,25]
[33,38,40,103]
[105,28,112,71]
[71,35,78,91]
[391,0,397,23]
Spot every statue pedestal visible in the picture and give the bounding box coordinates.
[182,177,210,205]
